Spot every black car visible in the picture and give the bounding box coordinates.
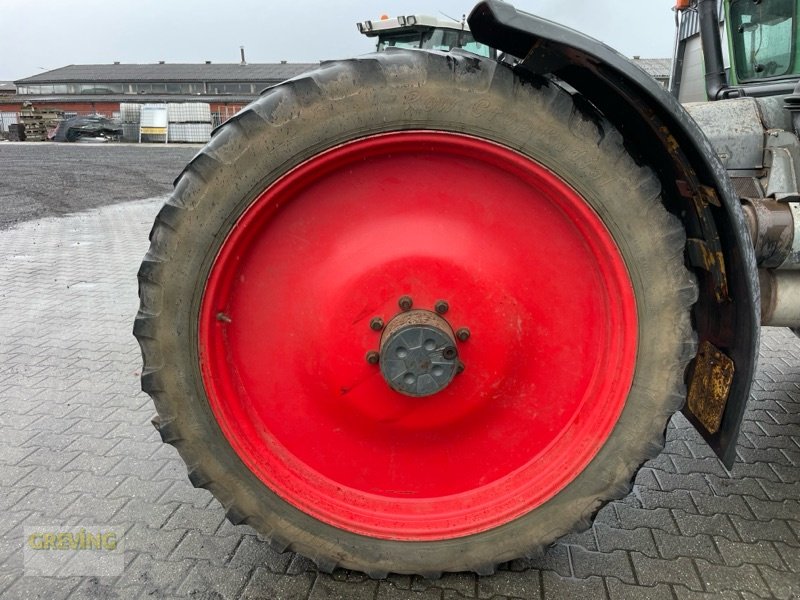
[53,116,122,142]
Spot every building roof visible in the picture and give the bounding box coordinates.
[0,93,258,106]
[631,58,672,79]
[16,63,317,84]
[0,81,15,92]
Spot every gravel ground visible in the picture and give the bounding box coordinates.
[0,141,197,229]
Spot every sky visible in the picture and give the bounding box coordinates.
[0,1,676,81]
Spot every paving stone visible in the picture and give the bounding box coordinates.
[15,467,83,494]
[594,503,622,528]
[759,478,800,502]
[227,533,294,573]
[714,536,786,569]
[157,479,215,509]
[2,575,81,600]
[772,541,800,570]
[0,485,34,512]
[569,548,636,584]
[515,543,572,577]
[112,498,178,529]
[630,553,702,590]
[176,561,251,598]
[706,473,770,500]
[59,471,124,498]
[557,527,598,551]
[594,524,658,557]
[113,553,195,596]
[59,494,128,522]
[0,464,37,487]
[106,455,171,480]
[477,569,538,598]
[694,558,771,597]
[163,503,225,536]
[731,516,798,544]
[418,572,477,597]
[0,571,22,597]
[541,572,607,599]
[240,567,316,600]
[0,443,37,466]
[18,447,82,471]
[652,530,722,563]
[638,489,696,513]
[737,446,794,467]
[605,579,673,600]
[671,456,729,478]
[652,470,712,494]
[744,496,800,521]
[690,490,756,519]
[442,591,477,600]
[377,580,443,600]
[771,462,800,484]
[671,586,741,600]
[673,511,739,540]
[634,468,661,491]
[757,564,800,599]
[67,576,125,600]
[106,475,171,503]
[616,506,679,534]
[168,529,240,562]
[122,522,187,560]
[309,575,379,600]
[662,439,695,459]
[286,553,318,574]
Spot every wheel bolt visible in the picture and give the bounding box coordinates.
[456,327,471,342]
[434,300,449,314]
[398,295,413,311]
[369,317,384,331]
[366,350,380,365]
[456,362,465,375]
[442,346,458,360]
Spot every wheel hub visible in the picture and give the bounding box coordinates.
[379,310,459,397]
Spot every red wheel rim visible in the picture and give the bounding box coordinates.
[199,131,637,541]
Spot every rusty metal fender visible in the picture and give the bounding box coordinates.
[468,0,760,467]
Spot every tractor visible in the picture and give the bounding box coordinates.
[134,0,799,577]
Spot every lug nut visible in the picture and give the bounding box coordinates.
[398,295,413,311]
[366,350,380,365]
[456,362,465,375]
[456,327,471,342]
[442,346,458,360]
[434,300,449,314]
[369,317,384,331]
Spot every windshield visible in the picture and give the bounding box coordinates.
[377,32,423,51]
[730,0,797,80]
[377,28,492,58]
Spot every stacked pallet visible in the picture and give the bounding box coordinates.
[119,102,213,143]
[167,103,212,143]
[19,106,64,141]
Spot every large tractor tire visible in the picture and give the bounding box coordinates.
[134,50,698,576]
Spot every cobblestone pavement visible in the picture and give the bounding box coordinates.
[0,198,798,600]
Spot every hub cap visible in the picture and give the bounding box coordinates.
[198,131,637,541]
[379,309,459,397]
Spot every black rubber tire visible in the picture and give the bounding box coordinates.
[134,49,698,577]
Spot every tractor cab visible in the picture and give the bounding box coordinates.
[672,0,800,101]
[357,14,496,58]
